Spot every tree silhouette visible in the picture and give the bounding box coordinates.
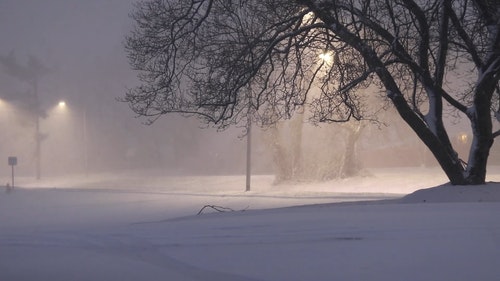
[0,52,51,179]
[124,0,499,185]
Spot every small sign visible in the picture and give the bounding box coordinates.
[8,156,17,166]
[8,156,17,189]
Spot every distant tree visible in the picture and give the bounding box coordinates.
[0,52,51,179]
[264,115,365,183]
[124,0,499,185]
[263,115,305,183]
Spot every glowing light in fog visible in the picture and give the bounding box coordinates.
[318,52,333,64]
[318,51,333,70]
[458,133,468,144]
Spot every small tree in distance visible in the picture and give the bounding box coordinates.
[0,52,51,179]
[124,0,499,185]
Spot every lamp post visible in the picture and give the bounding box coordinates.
[245,89,253,192]
[34,78,41,180]
[56,101,88,175]
[0,54,50,179]
[246,115,251,192]
[82,106,88,176]
[36,100,67,179]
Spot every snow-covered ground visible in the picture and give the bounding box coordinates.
[1,167,499,281]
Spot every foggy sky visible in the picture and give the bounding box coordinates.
[0,1,496,180]
[0,0,136,114]
[0,0,253,178]
[0,0,132,64]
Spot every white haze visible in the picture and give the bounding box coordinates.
[0,0,255,178]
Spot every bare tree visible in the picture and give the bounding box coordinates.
[124,0,499,185]
[0,52,51,179]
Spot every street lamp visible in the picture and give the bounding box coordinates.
[35,100,68,179]
[82,106,88,176]
[246,114,251,192]
[34,79,41,180]
[318,50,334,69]
[55,101,88,176]
[318,52,333,63]
[458,132,468,144]
[245,90,253,192]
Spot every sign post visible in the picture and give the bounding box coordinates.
[8,157,17,188]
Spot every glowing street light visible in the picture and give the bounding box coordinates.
[318,51,333,64]
[317,51,334,77]
[58,100,66,108]
[458,132,468,144]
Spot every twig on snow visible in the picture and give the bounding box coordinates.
[197,205,248,215]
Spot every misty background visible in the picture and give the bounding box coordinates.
[0,0,497,180]
[0,0,267,179]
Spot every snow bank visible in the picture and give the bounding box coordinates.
[400,182,500,203]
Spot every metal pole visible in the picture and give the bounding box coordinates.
[83,108,88,176]
[11,165,14,188]
[34,78,41,180]
[35,115,40,179]
[245,118,251,192]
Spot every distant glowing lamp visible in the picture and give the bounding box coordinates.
[0,98,9,109]
[458,133,468,144]
[318,52,333,64]
[58,101,66,108]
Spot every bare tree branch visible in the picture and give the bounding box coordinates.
[124,0,500,184]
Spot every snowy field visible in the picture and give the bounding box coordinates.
[1,167,500,281]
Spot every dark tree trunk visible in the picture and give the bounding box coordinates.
[389,93,468,185]
[464,74,496,184]
[465,133,492,184]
